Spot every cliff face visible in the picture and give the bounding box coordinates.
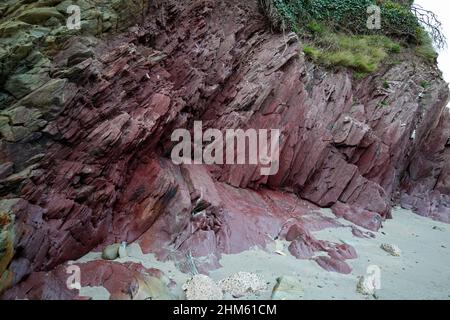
[0,0,449,297]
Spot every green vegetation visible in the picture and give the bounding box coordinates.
[415,28,438,62]
[264,0,445,72]
[378,100,389,108]
[420,80,430,89]
[302,45,320,60]
[353,71,368,80]
[302,27,401,72]
[271,0,423,42]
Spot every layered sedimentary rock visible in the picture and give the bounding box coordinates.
[400,111,450,222]
[0,0,449,298]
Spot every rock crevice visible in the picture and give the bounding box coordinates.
[0,0,449,297]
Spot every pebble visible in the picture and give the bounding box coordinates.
[101,243,120,260]
[356,276,376,295]
[380,243,401,256]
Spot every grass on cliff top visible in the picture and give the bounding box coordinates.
[302,23,401,73]
[267,0,442,74]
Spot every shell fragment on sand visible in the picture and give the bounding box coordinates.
[380,243,401,256]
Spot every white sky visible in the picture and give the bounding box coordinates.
[415,0,450,84]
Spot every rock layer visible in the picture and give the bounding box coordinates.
[0,0,449,298]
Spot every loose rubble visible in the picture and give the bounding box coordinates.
[218,272,267,298]
[182,275,223,300]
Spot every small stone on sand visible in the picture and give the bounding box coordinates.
[101,244,120,260]
[380,243,401,256]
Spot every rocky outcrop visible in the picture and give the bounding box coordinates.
[400,111,450,222]
[0,0,449,297]
[2,259,178,300]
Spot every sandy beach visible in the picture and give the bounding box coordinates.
[74,207,450,300]
[210,207,450,300]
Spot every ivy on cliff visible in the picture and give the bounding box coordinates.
[261,0,445,73]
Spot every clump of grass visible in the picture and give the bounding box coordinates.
[420,80,430,89]
[415,27,438,62]
[265,0,444,68]
[302,28,401,73]
[378,100,389,108]
[306,20,324,35]
[390,43,401,54]
[303,45,320,60]
[353,71,368,80]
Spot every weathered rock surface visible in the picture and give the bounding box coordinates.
[0,0,449,298]
[400,111,450,222]
[2,259,176,300]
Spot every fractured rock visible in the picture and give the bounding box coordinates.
[17,7,64,25]
[0,0,449,298]
[0,199,16,276]
[314,256,352,274]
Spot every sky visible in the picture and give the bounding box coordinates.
[415,0,450,85]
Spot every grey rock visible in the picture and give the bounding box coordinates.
[101,243,120,260]
[271,276,304,300]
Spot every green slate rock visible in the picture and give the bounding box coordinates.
[19,78,67,116]
[0,21,32,37]
[0,199,18,276]
[17,7,64,25]
[5,72,50,99]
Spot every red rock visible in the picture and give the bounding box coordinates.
[400,111,450,223]
[332,202,383,231]
[0,0,449,297]
[314,256,352,275]
[288,238,318,260]
[2,260,170,300]
[327,243,358,261]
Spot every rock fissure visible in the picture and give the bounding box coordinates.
[0,0,449,299]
